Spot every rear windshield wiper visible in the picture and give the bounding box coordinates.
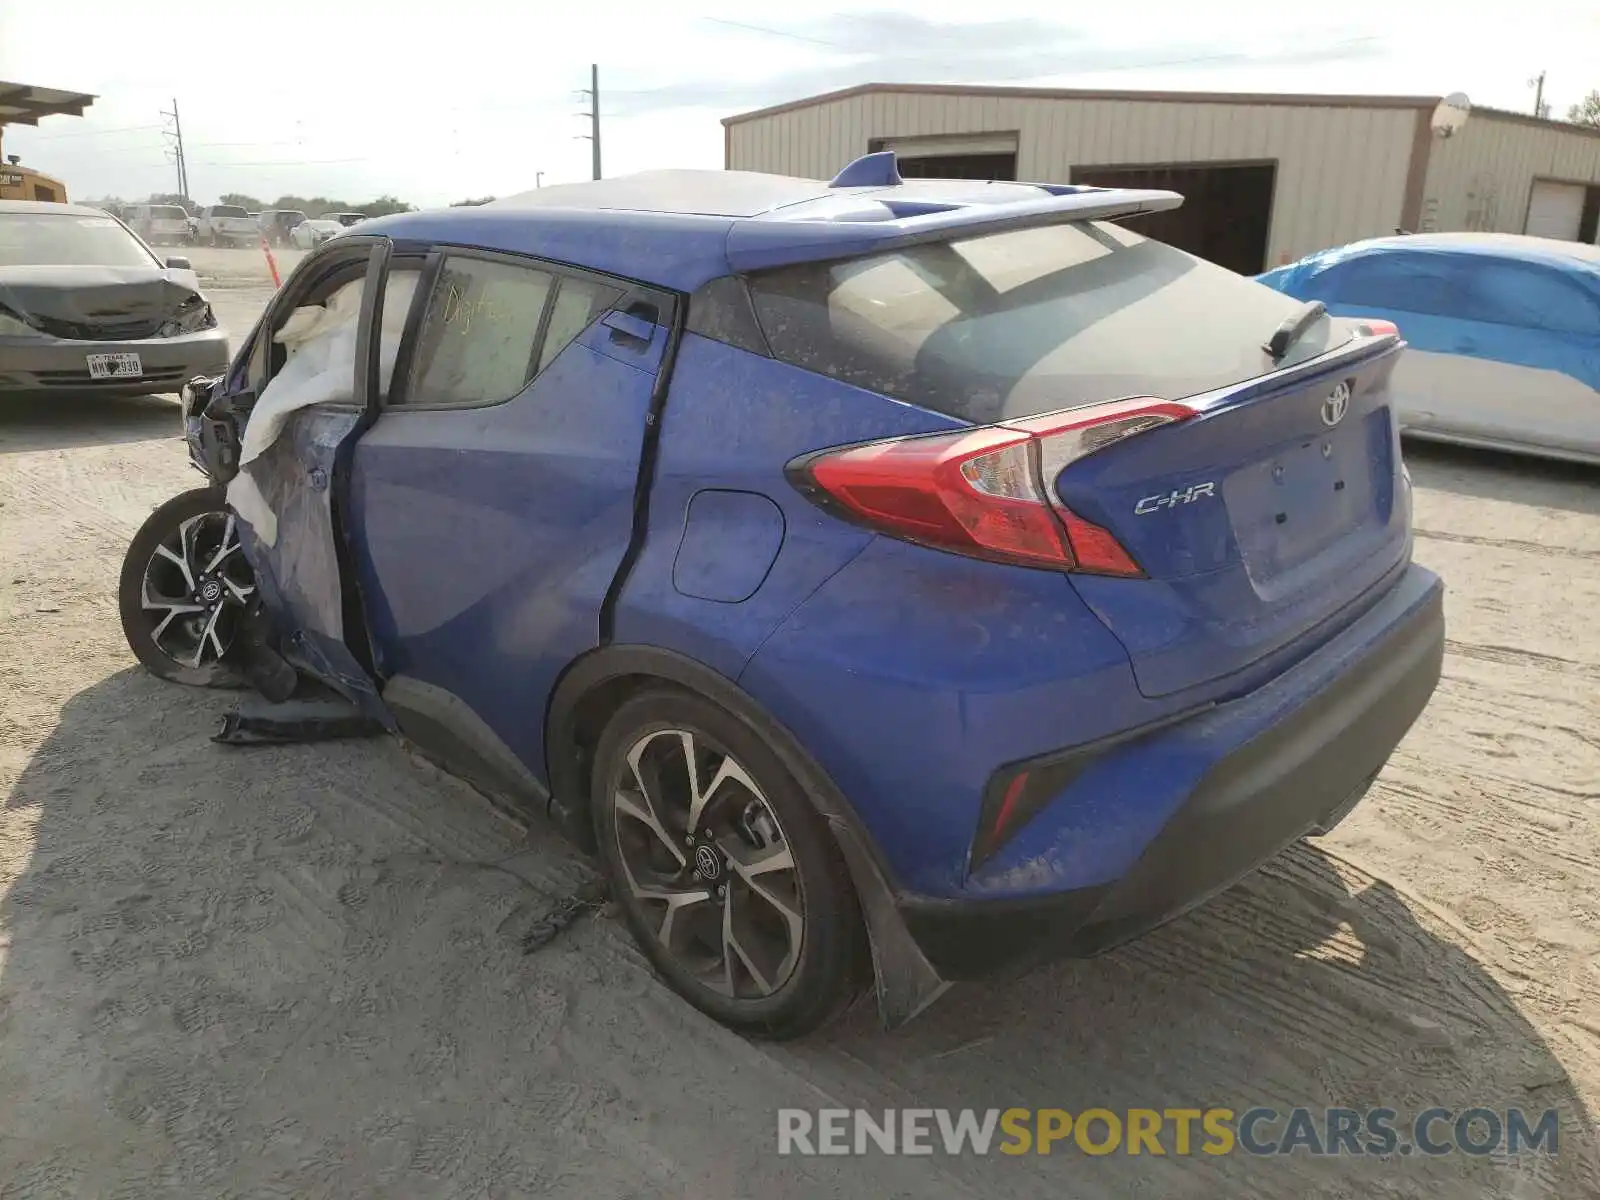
[1263,300,1327,361]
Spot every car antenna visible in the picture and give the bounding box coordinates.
[829,151,903,189]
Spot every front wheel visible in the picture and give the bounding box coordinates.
[118,486,255,687]
[592,688,865,1039]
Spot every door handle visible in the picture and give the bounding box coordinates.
[602,309,655,346]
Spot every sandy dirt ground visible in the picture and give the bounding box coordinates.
[2,246,1598,1198]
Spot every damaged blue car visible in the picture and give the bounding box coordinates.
[118,155,1445,1038]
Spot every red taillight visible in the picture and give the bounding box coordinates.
[790,398,1195,576]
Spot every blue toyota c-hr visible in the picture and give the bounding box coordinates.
[119,153,1444,1038]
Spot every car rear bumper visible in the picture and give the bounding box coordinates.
[0,329,231,394]
[898,561,1444,981]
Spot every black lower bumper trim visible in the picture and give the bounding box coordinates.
[901,569,1444,982]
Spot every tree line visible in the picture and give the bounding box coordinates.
[88,192,506,215]
[89,192,417,217]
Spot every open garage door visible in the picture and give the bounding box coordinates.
[1525,180,1586,241]
[870,133,1018,182]
[1070,161,1275,276]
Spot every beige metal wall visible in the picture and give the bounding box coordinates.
[1419,113,1600,235]
[726,90,1418,264]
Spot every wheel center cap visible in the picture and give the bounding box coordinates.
[200,579,223,603]
[692,843,722,881]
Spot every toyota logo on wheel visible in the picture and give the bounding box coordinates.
[693,844,722,881]
[1321,381,1351,427]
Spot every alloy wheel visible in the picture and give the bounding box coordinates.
[611,727,806,999]
[138,510,255,670]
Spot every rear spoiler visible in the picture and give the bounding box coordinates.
[726,153,1183,272]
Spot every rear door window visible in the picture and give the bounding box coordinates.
[1458,261,1600,337]
[747,220,1347,424]
[400,255,623,408]
[1302,254,1462,316]
[537,276,623,372]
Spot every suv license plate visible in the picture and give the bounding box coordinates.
[86,352,143,380]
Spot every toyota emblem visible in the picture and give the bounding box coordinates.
[1321,382,1351,428]
[693,844,722,881]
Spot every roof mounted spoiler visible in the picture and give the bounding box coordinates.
[727,182,1185,273]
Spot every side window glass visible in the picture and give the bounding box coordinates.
[1311,256,1460,317]
[537,276,624,374]
[1459,263,1600,337]
[406,256,556,407]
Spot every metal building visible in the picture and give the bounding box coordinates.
[723,84,1600,274]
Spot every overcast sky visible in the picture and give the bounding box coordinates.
[3,0,1597,208]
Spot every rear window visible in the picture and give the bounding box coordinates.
[151,206,187,219]
[213,205,248,218]
[747,221,1347,424]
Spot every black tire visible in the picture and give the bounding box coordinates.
[118,486,251,688]
[591,687,865,1039]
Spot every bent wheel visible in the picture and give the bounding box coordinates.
[118,485,255,687]
[592,689,864,1039]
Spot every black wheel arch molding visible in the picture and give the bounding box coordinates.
[542,642,949,1029]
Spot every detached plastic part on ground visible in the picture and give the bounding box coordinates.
[214,690,388,745]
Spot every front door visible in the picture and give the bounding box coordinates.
[225,235,405,714]
[346,247,673,792]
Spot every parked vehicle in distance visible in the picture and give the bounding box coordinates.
[289,217,348,250]
[195,204,259,247]
[127,203,194,246]
[119,158,1444,1039]
[319,211,368,228]
[257,208,307,247]
[1260,233,1600,466]
[0,200,228,396]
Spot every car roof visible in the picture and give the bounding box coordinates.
[349,160,1182,292]
[1298,231,1600,271]
[0,199,119,217]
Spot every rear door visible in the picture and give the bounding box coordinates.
[347,247,670,782]
[1446,258,1600,453]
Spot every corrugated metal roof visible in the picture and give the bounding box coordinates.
[0,80,96,128]
[723,82,1441,126]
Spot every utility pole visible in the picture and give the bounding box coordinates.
[1530,71,1548,119]
[160,98,189,201]
[577,64,601,180]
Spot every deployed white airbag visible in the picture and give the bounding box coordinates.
[227,272,417,544]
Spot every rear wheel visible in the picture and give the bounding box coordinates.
[592,688,864,1039]
[118,486,255,687]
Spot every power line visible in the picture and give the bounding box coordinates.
[703,17,847,48]
[18,122,166,141]
[188,157,367,167]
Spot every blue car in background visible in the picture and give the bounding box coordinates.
[118,154,1444,1038]
[1259,233,1600,466]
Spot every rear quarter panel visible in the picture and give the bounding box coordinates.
[610,334,962,678]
